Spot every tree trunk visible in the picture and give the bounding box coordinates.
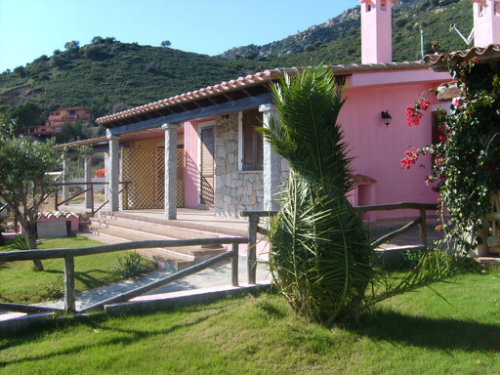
[27,229,44,271]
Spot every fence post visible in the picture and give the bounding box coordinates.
[90,184,95,215]
[232,243,239,287]
[64,255,75,313]
[54,186,59,211]
[248,213,258,285]
[419,208,428,249]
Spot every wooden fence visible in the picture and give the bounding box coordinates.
[0,237,248,314]
[0,201,438,317]
[54,181,130,215]
[242,202,439,263]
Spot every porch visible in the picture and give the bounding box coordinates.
[103,208,249,237]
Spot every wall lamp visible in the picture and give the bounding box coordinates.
[381,110,392,126]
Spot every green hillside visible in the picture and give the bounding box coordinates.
[0,0,475,125]
[0,39,263,120]
[226,0,472,66]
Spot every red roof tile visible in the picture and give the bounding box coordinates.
[96,62,427,127]
[423,44,500,71]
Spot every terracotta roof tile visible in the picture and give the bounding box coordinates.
[96,63,428,126]
[423,44,500,71]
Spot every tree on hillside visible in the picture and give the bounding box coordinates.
[64,41,80,51]
[161,40,171,48]
[56,121,93,143]
[0,103,42,135]
[0,132,61,271]
[244,49,258,60]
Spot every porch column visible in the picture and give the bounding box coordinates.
[162,122,180,220]
[104,151,110,204]
[83,153,93,211]
[259,103,281,211]
[106,129,120,212]
[61,155,69,205]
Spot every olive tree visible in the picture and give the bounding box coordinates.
[0,134,61,270]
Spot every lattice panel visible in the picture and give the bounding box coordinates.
[122,146,184,210]
[122,147,164,209]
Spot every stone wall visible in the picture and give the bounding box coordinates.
[214,113,263,217]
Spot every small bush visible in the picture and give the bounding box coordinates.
[115,252,146,279]
[38,280,64,300]
[8,235,29,250]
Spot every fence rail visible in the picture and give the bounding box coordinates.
[0,237,248,314]
[242,202,439,257]
[357,202,438,249]
[54,181,130,215]
[1,201,439,318]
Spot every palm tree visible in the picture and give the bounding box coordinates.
[261,67,373,324]
[262,67,463,324]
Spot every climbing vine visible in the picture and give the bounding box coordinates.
[402,56,500,255]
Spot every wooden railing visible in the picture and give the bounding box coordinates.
[356,202,438,249]
[54,181,130,215]
[241,211,276,284]
[0,237,248,314]
[242,202,439,258]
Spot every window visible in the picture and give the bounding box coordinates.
[241,108,263,171]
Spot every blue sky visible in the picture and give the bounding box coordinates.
[0,0,359,72]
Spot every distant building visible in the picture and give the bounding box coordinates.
[28,107,92,136]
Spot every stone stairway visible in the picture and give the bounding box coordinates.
[88,212,227,272]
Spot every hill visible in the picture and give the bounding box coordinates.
[0,39,263,120]
[0,0,473,123]
[222,0,472,65]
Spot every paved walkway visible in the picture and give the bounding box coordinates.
[38,218,442,312]
[39,255,271,312]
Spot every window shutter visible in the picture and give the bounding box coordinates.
[242,109,263,171]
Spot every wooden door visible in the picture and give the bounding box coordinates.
[200,126,215,205]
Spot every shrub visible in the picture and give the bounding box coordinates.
[115,252,146,279]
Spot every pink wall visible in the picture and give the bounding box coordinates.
[183,118,217,209]
[180,68,451,220]
[183,120,200,208]
[339,77,448,219]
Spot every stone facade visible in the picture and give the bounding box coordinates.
[214,113,264,217]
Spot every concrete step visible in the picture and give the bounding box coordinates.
[88,230,193,272]
[109,211,249,237]
[89,215,227,270]
[92,214,220,240]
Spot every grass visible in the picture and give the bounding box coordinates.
[0,235,156,304]
[0,270,498,374]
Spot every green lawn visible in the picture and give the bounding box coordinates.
[0,271,498,375]
[0,236,156,304]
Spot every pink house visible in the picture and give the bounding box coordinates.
[67,0,498,222]
[28,107,92,136]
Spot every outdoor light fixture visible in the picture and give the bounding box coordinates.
[381,110,392,126]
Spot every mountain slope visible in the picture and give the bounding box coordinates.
[222,0,472,65]
[0,40,263,119]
